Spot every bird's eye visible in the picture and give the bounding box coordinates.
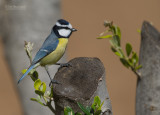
[63,27,70,30]
[57,26,70,30]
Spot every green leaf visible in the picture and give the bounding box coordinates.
[97,35,113,39]
[120,58,130,68]
[75,112,82,115]
[132,52,139,65]
[34,79,46,95]
[30,97,45,106]
[21,69,27,74]
[94,96,101,106]
[109,39,115,47]
[126,43,132,57]
[111,25,116,34]
[113,35,120,46]
[64,106,75,115]
[30,71,38,81]
[111,47,124,58]
[109,38,120,48]
[91,96,101,111]
[35,90,44,96]
[40,82,46,93]
[115,52,122,57]
[34,79,41,90]
[111,47,117,52]
[30,98,37,102]
[128,58,133,66]
[115,26,121,38]
[136,65,142,70]
[128,58,133,63]
[77,102,90,115]
[86,106,91,113]
[94,110,102,115]
[135,53,139,63]
[97,101,104,111]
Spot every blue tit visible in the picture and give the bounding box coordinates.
[18,19,77,84]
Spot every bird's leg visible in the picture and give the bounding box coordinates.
[55,62,72,70]
[44,66,60,86]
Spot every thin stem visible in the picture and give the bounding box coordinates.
[131,67,141,80]
[44,95,53,101]
[47,101,56,114]
[29,56,32,64]
[42,96,47,104]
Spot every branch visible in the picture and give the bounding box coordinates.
[136,21,160,115]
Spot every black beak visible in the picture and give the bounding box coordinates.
[71,28,77,32]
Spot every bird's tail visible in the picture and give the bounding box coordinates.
[17,64,36,84]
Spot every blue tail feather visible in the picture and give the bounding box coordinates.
[18,64,35,84]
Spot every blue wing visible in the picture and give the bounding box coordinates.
[17,39,59,84]
[32,32,60,65]
[32,39,59,64]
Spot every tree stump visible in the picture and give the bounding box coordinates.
[53,57,112,115]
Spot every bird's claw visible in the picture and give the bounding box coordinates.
[58,63,72,70]
[49,80,61,87]
[61,63,72,67]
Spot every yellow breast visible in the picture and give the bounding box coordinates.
[40,38,68,66]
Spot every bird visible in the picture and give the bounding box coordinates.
[18,19,77,84]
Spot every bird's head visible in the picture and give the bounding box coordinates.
[52,19,77,38]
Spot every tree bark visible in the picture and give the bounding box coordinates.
[136,21,160,115]
[1,0,61,115]
[53,57,112,115]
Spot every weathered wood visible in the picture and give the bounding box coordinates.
[53,57,112,115]
[1,0,61,115]
[136,21,160,115]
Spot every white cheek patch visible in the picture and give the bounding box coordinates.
[58,29,71,37]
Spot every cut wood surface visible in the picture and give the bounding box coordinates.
[53,57,112,115]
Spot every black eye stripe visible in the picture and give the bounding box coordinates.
[57,26,71,30]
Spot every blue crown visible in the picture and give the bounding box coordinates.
[58,19,69,25]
